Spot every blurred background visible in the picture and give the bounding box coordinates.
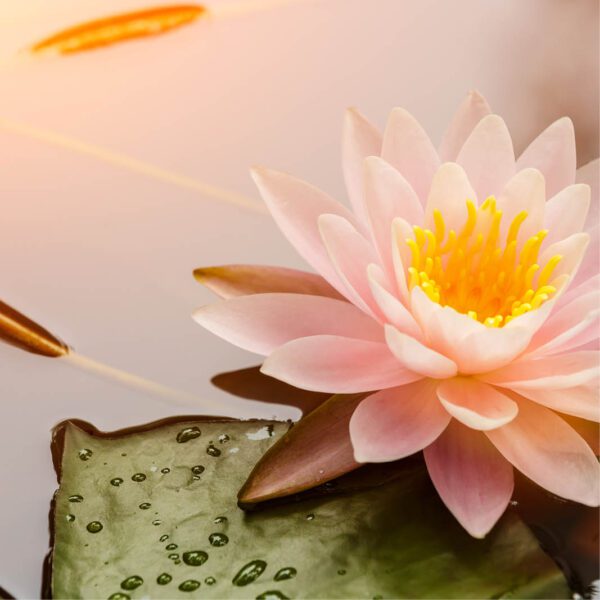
[0,0,598,596]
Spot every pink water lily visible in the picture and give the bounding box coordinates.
[193,91,599,537]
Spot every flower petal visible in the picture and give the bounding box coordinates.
[342,107,382,226]
[437,377,518,431]
[486,399,599,506]
[261,335,421,393]
[350,379,450,462]
[527,290,600,356]
[192,293,383,356]
[364,156,423,279]
[251,167,356,293]
[438,91,492,162]
[381,107,440,203]
[517,117,576,199]
[512,385,599,422]
[576,158,598,232]
[367,264,422,339]
[424,420,514,538]
[193,264,344,300]
[496,168,546,245]
[456,114,515,200]
[543,184,591,246]
[239,393,363,505]
[481,351,599,390]
[538,232,590,282]
[318,214,383,319]
[385,325,457,378]
[424,162,477,233]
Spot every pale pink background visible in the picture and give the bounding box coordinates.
[0,0,598,596]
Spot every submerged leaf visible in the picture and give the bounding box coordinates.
[49,418,569,599]
[30,5,207,55]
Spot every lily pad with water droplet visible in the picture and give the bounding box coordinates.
[49,418,570,599]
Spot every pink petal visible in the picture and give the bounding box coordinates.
[192,293,382,356]
[511,385,599,422]
[409,287,536,374]
[364,156,423,279]
[385,325,457,378]
[527,290,600,356]
[576,158,598,232]
[424,162,477,233]
[517,117,576,199]
[424,420,514,538]
[496,168,546,245]
[318,214,383,319]
[391,217,413,301]
[193,264,344,300]
[261,335,421,393]
[438,91,492,162]
[481,351,599,390]
[456,114,515,200]
[342,107,382,226]
[486,399,599,506]
[367,264,422,339]
[539,232,591,282]
[544,184,591,246]
[381,107,440,204]
[350,379,450,462]
[437,377,518,431]
[571,224,598,288]
[251,167,356,294]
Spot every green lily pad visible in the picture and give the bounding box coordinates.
[49,418,569,599]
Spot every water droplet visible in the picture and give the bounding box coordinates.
[66,514,75,523]
[232,560,267,586]
[168,553,179,560]
[174,559,181,565]
[305,513,315,521]
[176,426,201,443]
[509,500,519,507]
[246,425,274,441]
[206,444,221,457]
[161,467,170,474]
[204,577,216,585]
[229,447,240,454]
[108,594,130,600]
[166,543,178,550]
[256,591,289,600]
[139,502,151,510]
[68,494,83,503]
[121,452,127,457]
[179,580,201,592]
[78,448,93,461]
[182,550,208,566]
[120,575,143,591]
[131,473,146,482]
[156,573,172,585]
[159,534,169,542]
[209,533,228,547]
[152,519,162,526]
[274,567,297,581]
[110,478,124,487]
[213,516,227,524]
[218,434,230,444]
[191,465,205,475]
[337,569,346,575]
[86,521,103,533]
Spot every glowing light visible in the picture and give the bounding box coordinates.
[0,118,266,214]
[406,199,562,326]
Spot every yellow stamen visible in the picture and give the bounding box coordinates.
[404,200,562,327]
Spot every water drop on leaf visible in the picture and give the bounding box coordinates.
[232,560,267,586]
[176,427,201,443]
[120,575,143,591]
[86,521,103,533]
[182,550,208,566]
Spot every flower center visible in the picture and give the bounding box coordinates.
[406,198,562,327]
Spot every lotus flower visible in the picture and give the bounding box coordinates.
[193,91,599,537]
